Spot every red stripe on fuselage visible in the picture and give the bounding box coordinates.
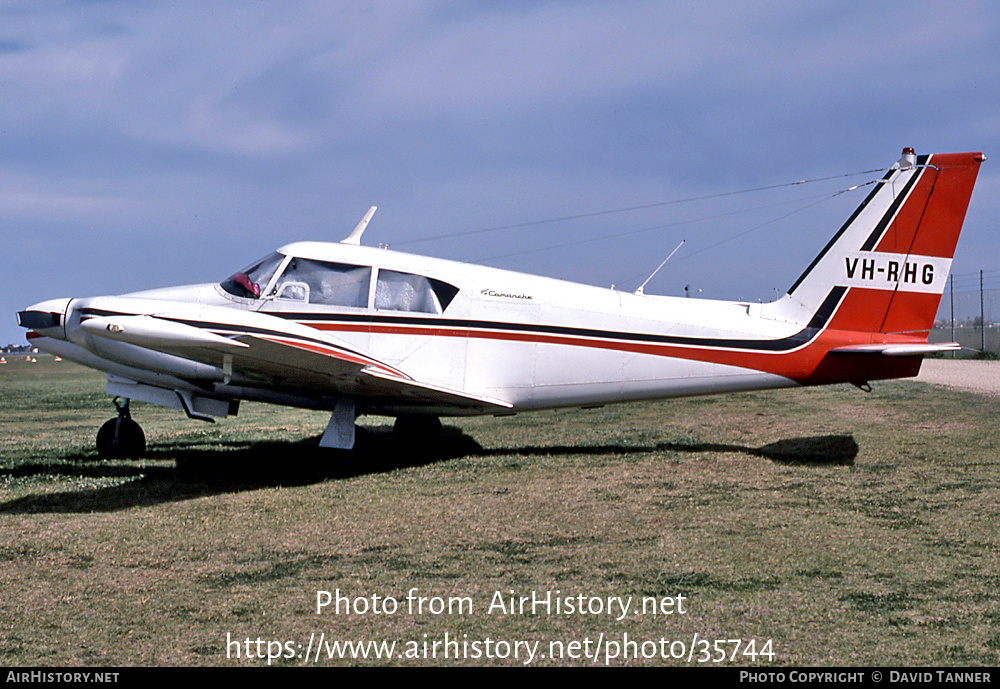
[302,308,923,385]
[256,334,409,379]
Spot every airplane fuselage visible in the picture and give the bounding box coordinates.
[29,242,811,418]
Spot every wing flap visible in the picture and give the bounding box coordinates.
[360,366,513,413]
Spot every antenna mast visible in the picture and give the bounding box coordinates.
[634,240,685,295]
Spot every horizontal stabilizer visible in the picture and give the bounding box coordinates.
[828,342,961,357]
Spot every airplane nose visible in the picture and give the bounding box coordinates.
[16,298,72,335]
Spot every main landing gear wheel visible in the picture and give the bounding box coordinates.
[96,397,146,459]
[392,415,442,455]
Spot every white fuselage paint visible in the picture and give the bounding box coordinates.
[28,241,799,417]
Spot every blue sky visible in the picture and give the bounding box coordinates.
[3,0,998,345]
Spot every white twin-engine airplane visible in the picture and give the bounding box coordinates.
[17,149,984,458]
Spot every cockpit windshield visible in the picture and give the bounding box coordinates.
[220,252,284,299]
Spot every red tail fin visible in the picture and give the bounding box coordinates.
[781,150,984,338]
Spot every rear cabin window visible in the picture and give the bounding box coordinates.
[272,258,371,308]
[374,270,458,314]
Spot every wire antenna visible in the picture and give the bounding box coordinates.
[395,167,888,248]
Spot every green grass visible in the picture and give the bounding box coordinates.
[2,356,1000,666]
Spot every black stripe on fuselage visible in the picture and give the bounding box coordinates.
[255,287,846,353]
[79,287,846,356]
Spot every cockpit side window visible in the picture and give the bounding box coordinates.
[220,252,284,299]
[273,258,371,308]
[374,269,459,314]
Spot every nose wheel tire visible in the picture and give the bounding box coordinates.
[96,398,146,459]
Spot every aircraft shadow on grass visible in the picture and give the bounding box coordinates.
[483,434,858,467]
[0,430,856,515]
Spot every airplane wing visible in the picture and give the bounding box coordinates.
[79,309,512,413]
[229,329,511,412]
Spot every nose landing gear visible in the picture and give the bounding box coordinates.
[96,397,146,459]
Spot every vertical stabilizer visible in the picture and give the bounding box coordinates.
[777,150,984,339]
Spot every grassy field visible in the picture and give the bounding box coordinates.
[2,356,999,666]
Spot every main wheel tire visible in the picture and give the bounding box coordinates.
[96,417,147,459]
[393,415,442,454]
